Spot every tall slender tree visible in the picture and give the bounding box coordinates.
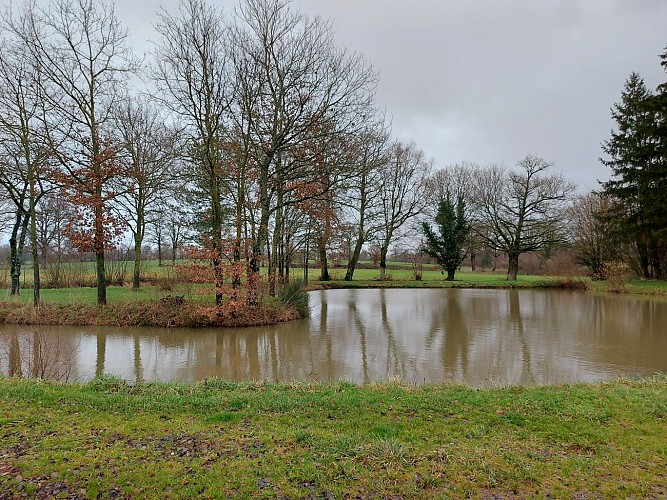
[0,27,51,304]
[342,121,389,281]
[569,193,617,278]
[152,0,231,306]
[377,141,431,280]
[112,98,182,289]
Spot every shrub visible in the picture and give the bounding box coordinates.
[278,278,310,317]
[538,277,590,290]
[105,257,128,286]
[602,260,630,293]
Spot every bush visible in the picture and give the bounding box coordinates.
[278,278,310,317]
[538,277,590,290]
[602,261,630,293]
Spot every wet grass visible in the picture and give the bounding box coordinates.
[0,376,665,498]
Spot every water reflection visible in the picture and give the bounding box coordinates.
[1,289,666,386]
[0,328,78,381]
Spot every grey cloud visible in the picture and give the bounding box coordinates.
[115,0,667,189]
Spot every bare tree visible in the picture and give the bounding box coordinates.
[569,192,617,278]
[112,97,182,289]
[473,156,575,280]
[377,141,431,280]
[0,27,51,304]
[148,208,166,267]
[9,0,138,305]
[152,0,231,306]
[424,163,477,218]
[231,0,377,286]
[36,192,72,266]
[340,121,389,281]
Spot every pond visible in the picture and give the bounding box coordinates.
[1,288,666,386]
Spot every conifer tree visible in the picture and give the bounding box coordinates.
[421,196,470,281]
[601,63,667,278]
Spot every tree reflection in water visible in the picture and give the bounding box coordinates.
[1,290,665,385]
[0,327,78,381]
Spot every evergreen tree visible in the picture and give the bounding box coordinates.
[653,46,667,242]
[601,61,667,278]
[421,196,470,280]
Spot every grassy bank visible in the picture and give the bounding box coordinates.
[2,268,667,328]
[313,270,572,290]
[314,269,667,296]
[0,294,300,328]
[0,376,665,498]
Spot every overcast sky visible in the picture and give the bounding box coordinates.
[119,0,667,190]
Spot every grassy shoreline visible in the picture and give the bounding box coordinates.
[0,376,665,498]
[2,269,667,328]
[0,298,300,328]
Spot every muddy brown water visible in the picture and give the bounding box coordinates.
[1,289,666,386]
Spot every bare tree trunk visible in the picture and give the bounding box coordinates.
[232,174,244,288]
[379,242,390,281]
[9,217,22,296]
[284,231,291,284]
[345,228,365,281]
[10,212,29,296]
[507,252,519,281]
[28,154,40,306]
[132,230,142,290]
[303,232,310,285]
[210,177,224,308]
[318,236,330,281]
[30,201,40,305]
[94,192,107,305]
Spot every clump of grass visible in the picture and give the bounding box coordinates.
[87,374,131,393]
[294,428,315,444]
[536,277,590,290]
[278,278,310,317]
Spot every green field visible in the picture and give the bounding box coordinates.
[0,376,665,498]
[3,261,667,325]
[4,262,667,305]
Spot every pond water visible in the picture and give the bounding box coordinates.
[1,289,666,386]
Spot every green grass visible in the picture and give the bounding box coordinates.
[0,283,217,305]
[321,267,549,287]
[3,262,667,309]
[0,376,665,498]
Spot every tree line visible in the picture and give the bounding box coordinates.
[422,45,667,283]
[0,0,665,308]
